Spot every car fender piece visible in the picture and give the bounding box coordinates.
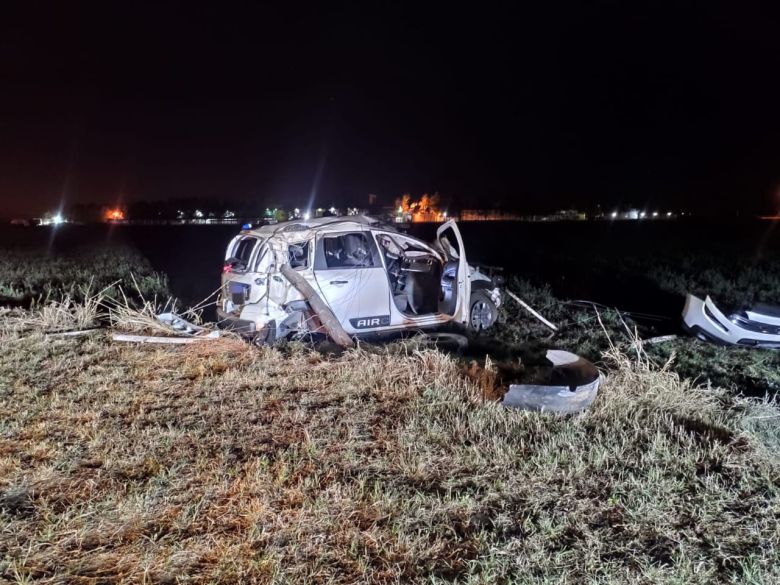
[502,350,601,414]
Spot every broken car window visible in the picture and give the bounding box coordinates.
[439,234,460,260]
[254,244,270,272]
[288,241,310,269]
[228,237,258,271]
[322,233,375,268]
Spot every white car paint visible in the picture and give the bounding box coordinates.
[682,294,780,348]
[436,221,471,324]
[216,215,499,339]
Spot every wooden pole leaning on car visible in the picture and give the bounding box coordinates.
[280,263,354,348]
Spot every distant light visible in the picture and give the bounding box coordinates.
[329,206,337,214]
[52,214,64,225]
[398,206,403,213]
[443,211,448,219]
[640,211,646,218]
[224,210,236,218]
[303,212,310,220]
[294,208,300,214]
[104,208,125,221]
[652,211,659,217]
[195,209,204,218]
[611,211,618,219]
[666,211,672,217]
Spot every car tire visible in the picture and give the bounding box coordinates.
[469,291,497,331]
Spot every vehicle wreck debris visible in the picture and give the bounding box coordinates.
[682,293,780,349]
[46,328,102,338]
[112,331,220,344]
[217,216,503,344]
[156,312,209,335]
[279,263,353,347]
[502,350,601,413]
[504,290,558,332]
[112,312,222,343]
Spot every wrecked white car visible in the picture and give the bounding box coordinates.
[217,216,502,342]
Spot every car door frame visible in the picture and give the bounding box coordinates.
[436,220,471,324]
[312,230,392,333]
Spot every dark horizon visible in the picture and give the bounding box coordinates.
[3,2,780,218]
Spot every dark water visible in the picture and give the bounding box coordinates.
[4,219,780,322]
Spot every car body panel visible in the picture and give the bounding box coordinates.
[314,268,392,334]
[682,293,780,348]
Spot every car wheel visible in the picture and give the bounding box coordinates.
[469,291,497,330]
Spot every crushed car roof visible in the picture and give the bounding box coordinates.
[243,215,401,238]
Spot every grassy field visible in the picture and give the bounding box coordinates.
[1,321,779,583]
[2,233,780,583]
[0,245,169,306]
[411,219,780,312]
[493,277,780,398]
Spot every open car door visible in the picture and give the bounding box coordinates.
[436,220,470,324]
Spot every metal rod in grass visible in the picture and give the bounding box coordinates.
[566,299,669,322]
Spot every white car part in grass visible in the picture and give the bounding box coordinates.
[682,294,780,349]
[112,312,222,343]
[502,350,601,413]
[112,331,220,344]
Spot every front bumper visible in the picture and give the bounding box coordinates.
[682,294,780,348]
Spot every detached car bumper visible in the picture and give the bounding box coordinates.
[682,294,780,348]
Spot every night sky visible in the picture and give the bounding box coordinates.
[2,2,780,217]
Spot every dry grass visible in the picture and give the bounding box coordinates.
[1,312,779,583]
[0,279,210,340]
[103,277,207,337]
[105,294,200,337]
[0,293,104,336]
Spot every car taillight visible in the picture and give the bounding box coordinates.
[223,263,232,273]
